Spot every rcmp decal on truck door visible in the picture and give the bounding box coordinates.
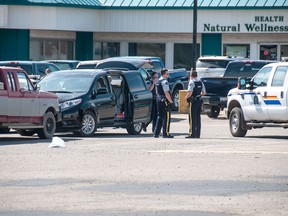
[262,96,281,105]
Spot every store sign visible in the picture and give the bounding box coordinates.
[203,16,288,33]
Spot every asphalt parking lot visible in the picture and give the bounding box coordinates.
[0,112,287,216]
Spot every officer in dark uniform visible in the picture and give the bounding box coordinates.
[143,71,158,132]
[185,71,206,138]
[154,69,174,138]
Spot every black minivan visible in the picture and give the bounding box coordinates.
[38,69,152,136]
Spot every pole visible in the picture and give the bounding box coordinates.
[192,0,198,73]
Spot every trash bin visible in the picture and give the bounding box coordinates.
[178,90,189,114]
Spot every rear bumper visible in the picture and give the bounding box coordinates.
[202,95,227,107]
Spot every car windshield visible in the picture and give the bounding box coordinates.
[0,63,33,75]
[77,64,97,69]
[54,62,71,70]
[225,62,270,77]
[38,73,94,93]
[196,60,230,69]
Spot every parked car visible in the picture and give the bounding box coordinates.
[196,56,246,78]
[37,69,152,136]
[0,66,61,138]
[46,60,80,70]
[201,60,275,118]
[96,56,189,110]
[76,60,100,69]
[227,62,288,137]
[0,61,60,82]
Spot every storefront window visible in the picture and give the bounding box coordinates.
[223,44,250,58]
[128,43,165,65]
[30,40,44,60]
[174,43,200,70]
[30,39,74,60]
[93,42,120,60]
[280,45,288,60]
[260,45,277,61]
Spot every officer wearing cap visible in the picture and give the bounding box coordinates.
[154,68,174,138]
[185,70,206,138]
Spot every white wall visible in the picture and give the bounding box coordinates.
[4,5,288,34]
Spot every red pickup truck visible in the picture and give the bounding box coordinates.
[0,67,61,138]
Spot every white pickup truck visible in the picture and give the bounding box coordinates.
[227,62,288,137]
[0,66,61,138]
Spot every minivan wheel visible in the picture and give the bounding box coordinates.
[37,112,56,139]
[17,129,37,136]
[229,107,247,137]
[126,123,142,135]
[79,111,97,137]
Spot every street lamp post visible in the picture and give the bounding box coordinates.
[192,0,198,73]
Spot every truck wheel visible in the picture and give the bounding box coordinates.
[205,105,220,118]
[37,112,56,139]
[16,129,37,136]
[171,89,179,111]
[0,127,10,133]
[126,123,142,135]
[229,107,247,137]
[79,111,97,137]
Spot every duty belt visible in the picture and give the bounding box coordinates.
[191,95,201,100]
[157,95,167,102]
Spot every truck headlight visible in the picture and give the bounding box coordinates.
[61,99,82,109]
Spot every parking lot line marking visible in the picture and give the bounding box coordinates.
[148,150,288,155]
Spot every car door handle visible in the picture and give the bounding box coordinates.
[134,95,138,99]
[110,96,115,101]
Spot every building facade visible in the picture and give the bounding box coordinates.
[0,0,287,69]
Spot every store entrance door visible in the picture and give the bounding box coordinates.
[259,44,288,61]
[259,44,277,61]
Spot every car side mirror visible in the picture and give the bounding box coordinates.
[97,87,108,95]
[246,80,258,90]
[237,77,246,90]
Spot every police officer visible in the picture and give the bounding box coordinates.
[154,68,174,138]
[185,70,206,138]
[143,71,158,132]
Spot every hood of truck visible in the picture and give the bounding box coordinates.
[39,90,59,99]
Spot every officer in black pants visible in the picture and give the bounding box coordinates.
[143,71,158,132]
[185,71,206,138]
[154,69,174,138]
